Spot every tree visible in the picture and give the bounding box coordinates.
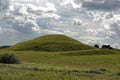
[102,45,112,49]
[94,44,99,48]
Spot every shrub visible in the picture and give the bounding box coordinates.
[99,68,109,72]
[0,53,20,64]
[116,72,120,76]
[94,44,99,48]
[102,45,112,49]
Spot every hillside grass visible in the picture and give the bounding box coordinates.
[0,49,120,80]
[1,34,120,80]
[9,34,95,51]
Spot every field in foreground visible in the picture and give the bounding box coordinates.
[0,49,120,80]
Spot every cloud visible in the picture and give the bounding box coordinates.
[27,2,57,13]
[60,0,81,8]
[107,31,116,38]
[0,0,120,49]
[82,0,120,11]
[73,18,83,26]
[86,29,98,36]
[0,0,10,12]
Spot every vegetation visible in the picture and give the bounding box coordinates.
[102,45,112,49]
[0,64,120,80]
[0,34,120,80]
[9,34,95,51]
[0,46,10,49]
[94,44,99,48]
[0,50,120,80]
[0,53,20,64]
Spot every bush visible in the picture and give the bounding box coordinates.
[94,44,99,48]
[0,53,20,64]
[116,72,120,76]
[102,45,112,49]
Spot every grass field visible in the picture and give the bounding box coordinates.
[9,34,94,51]
[0,49,120,80]
[0,34,120,80]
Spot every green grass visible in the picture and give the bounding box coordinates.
[0,64,120,80]
[9,34,95,51]
[0,49,120,70]
[0,49,120,80]
[0,34,120,80]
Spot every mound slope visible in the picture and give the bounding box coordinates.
[9,34,95,52]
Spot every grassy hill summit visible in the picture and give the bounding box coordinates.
[9,34,95,51]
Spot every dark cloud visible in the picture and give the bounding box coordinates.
[111,23,120,37]
[0,0,9,11]
[82,0,120,11]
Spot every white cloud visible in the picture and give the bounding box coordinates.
[86,29,97,36]
[73,18,83,26]
[60,0,81,8]
[63,29,79,36]
[0,0,120,49]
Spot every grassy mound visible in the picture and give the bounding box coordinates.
[61,49,119,56]
[9,34,95,51]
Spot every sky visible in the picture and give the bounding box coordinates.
[0,0,120,48]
